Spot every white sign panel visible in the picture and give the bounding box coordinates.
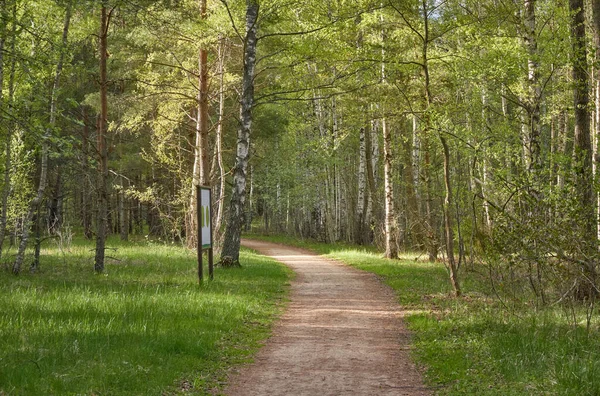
[200,187,212,249]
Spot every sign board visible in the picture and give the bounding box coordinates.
[199,186,212,249]
[197,185,214,283]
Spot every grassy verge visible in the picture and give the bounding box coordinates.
[0,236,291,395]
[245,233,600,395]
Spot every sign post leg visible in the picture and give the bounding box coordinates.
[198,248,203,284]
[208,248,214,280]
[197,185,203,284]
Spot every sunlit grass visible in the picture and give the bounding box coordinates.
[245,233,600,395]
[0,236,291,395]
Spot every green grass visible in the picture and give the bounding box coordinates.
[0,236,292,395]
[245,233,600,395]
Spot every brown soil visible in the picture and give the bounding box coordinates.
[223,239,431,396]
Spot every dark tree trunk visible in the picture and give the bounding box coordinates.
[440,136,461,297]
[570,0,597,296]
[186,0,211,248]
[95,2,109,273]
[81,107,93,239]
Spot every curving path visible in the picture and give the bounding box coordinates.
[224,239,431,396]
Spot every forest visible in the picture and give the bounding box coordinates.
[1,0,598,301]
[2,0,600,393]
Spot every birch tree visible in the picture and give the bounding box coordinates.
[13,2,72,274]
[220,0,259,265]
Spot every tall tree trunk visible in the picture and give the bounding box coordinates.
[214,35,227,240]
[593,0,600,244]
[441,136,461,297]
[356,126,367,244]
[187,0,210,248]
[383,117,397,259]
[95,2,109,273]
[13,3,71,274]
[480,90,492,230]
[403,125,423,250]
[523,0,541,172]
[220,0,258,265]
[365,116,377,244]
[0,0,12,262]
[380,12,396,258]
[81,106,92,239]
[421,0,438,262]
[570,0,597,296]
[0,0,4,113]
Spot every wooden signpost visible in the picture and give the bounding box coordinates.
[197,186,214,283]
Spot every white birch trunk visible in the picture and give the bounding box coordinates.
[383,117,397,259]
[14,4,71,274]
[214,35,227,239]
[356,126,366,242]
[221,0,258,264]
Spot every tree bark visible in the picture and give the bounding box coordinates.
[421,0,438,262]
[570,0,596,296]
[383,117,398,259]
[119,187,127,241]
[356,126,367,244]
[95,2,109,273]
[187,0,211,248]
[522,0,541,172]
[13,3,71,274]
[81,107,93,239]
[0,0,11,262]
[220,0,258,265]
[214,35,227,240]
[441,136,461,297]
[592,0,600,245]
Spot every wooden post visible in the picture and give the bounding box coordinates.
[208,247,214,280]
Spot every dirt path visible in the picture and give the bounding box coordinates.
[223,239,431,396]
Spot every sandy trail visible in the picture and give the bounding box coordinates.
[223,239,430,396]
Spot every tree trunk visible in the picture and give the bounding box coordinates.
[592,0,600,247]
[440,136,461,297]
[214,34,227,240]
[403,125,423,250]
[95,2,109,273]
[119,186,127,241]
[356,126,367,244]
[523,0,541,172]
[570,0,596,296]
[48,170,63,234]
[421,0,438,262]
[81,107,93,239]
[220,0,258,266]
[13,3,71,274]
[187,0,210,248]
[365,116,377,244]
[383,117,398,259]
[0,0,12,262]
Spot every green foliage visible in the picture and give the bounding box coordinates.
[0,237,291,395]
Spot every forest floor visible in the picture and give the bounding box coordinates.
[223,239,430,396]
